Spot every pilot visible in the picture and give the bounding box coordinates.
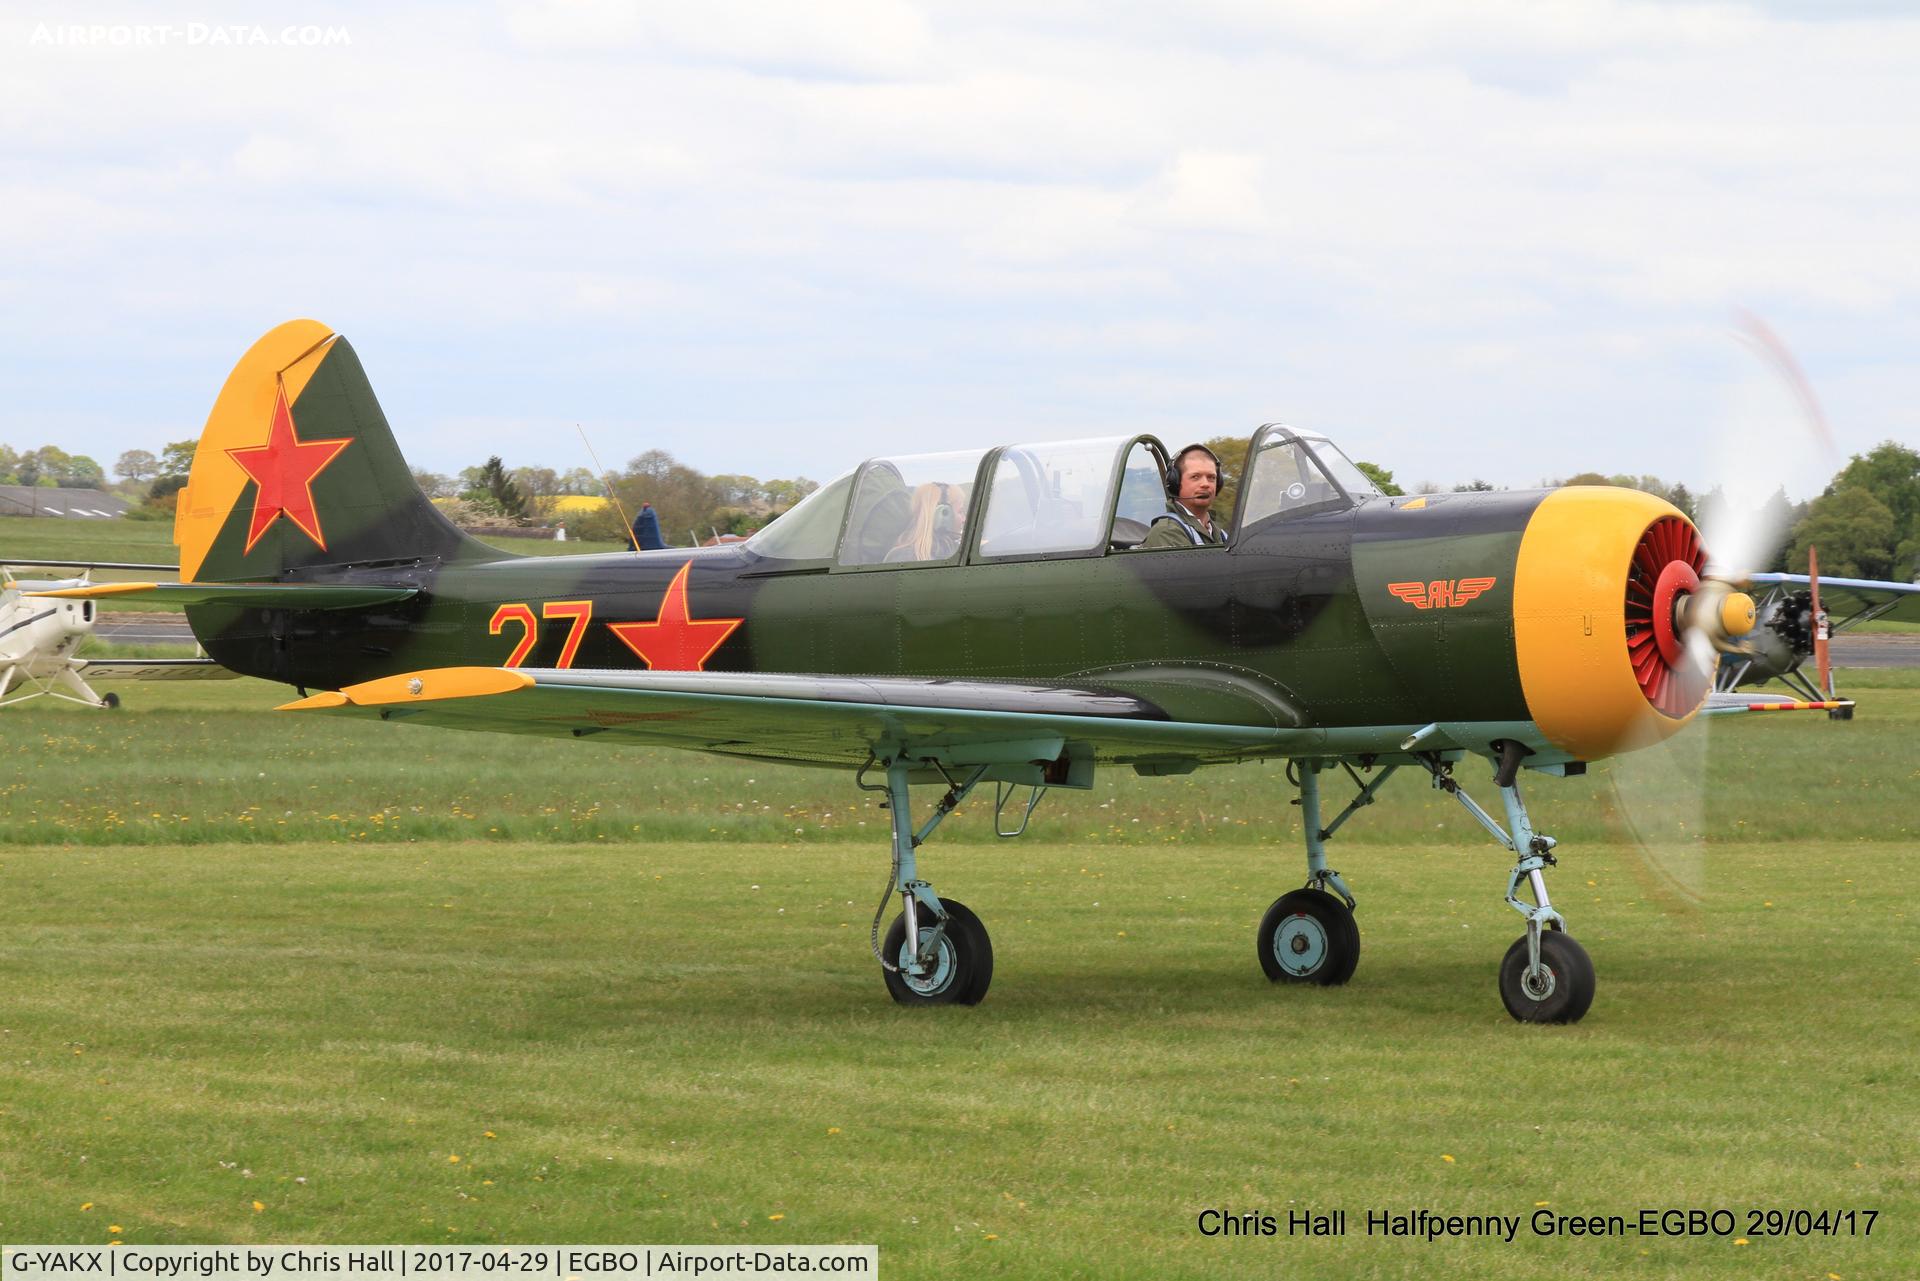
[1142,444,1228,549]
[886,482,966,562]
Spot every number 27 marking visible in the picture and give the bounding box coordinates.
[489,600,594,668]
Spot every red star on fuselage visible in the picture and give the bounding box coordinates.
[607,562,743,671]
[226,386,353,555]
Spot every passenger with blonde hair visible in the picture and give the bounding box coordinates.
[886,482,967,562]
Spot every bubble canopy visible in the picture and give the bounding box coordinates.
[745,426,1379,567]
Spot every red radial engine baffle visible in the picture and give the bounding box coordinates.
[1624,515,1710,718]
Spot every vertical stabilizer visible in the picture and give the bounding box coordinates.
[177,320,503,582]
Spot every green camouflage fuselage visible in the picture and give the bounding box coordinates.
[190,493,1544,737]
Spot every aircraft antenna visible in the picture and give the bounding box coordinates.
[576,425,641,553]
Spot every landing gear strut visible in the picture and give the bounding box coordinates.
[1422,752,1596,1024]
[870,758,994,1005]
[1258,760,1382,986]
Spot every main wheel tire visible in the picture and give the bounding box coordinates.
[882,897,993,1006]
[101,691,121,710]
[1498,930,1595,1023]
[1257,889,1360,985]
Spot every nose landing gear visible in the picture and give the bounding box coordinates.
[1422,751,1597,1024]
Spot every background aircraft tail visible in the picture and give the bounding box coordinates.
[175,319,505,582]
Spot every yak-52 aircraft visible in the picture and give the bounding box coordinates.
[3,561,234,708]
[37,320,1851,1023]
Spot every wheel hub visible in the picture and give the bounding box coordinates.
[1273,914,1327,977]
[897,934,956,996]
[1521,963,1557,1001]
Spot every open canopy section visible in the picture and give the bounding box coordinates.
[1237,424,1381,529]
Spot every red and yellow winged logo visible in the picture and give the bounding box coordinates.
[1387,577,1498,610]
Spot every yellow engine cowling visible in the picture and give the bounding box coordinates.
[1513,487,1723,761]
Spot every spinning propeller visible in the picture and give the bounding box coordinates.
[1603,313,1839,905]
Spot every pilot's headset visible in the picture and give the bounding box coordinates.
[1165,444,1223,500]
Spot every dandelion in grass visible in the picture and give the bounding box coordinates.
[1441,1154,1455,1163]
[252,1201,264,1213]
[768,1214,784,1222]
[448,1154,461,1164]
[81,1202,93,1211]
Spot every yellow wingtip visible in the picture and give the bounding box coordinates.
[277,669,532,711]
[339,667,535,706]
[278,690,351,711]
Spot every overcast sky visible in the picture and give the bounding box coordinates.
[3,1,1915,494]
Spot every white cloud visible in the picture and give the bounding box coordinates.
[0,1,1915,488]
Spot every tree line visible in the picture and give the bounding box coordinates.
[0,443,110,489]
[412,450,821,546]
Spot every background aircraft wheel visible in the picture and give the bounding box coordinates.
[882,898,993,1006]
[1257,889,1359,985]
[1498,931,1595,1024]
[1828,704,1853,721]
[100,691,120,710]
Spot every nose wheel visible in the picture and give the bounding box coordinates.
[1498,930,1594,1023]
[1422,751,1598,1024]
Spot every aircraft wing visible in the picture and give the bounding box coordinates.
[1745,573,1920,626]
[1702,691,1853,717]
[278,665,1367,771]
[75,657,240,681]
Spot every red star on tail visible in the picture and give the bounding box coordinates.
[226,386,353,554]
[607,562,744,671]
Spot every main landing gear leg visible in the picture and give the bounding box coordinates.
[1257,760,1368,986]
[1424,754,1595,1024]
[869,758,994,1006]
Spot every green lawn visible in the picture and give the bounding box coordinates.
[5,674,1915,851]
[0,672,1913,1276]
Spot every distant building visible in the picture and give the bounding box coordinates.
[0,486,130,519]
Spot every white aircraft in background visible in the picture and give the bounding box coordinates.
[2,560,236,708]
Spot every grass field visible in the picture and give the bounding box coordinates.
[1,672,1914,1278]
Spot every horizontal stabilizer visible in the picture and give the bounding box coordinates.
[31,582,417,609]
[3,559,182,572]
